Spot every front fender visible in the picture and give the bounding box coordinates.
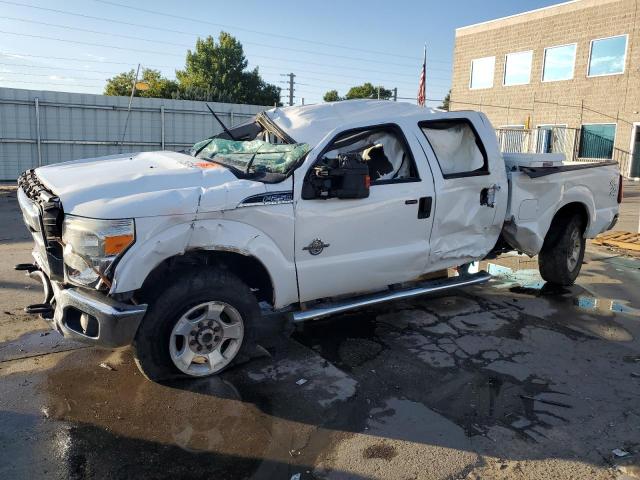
[111,216,298,309]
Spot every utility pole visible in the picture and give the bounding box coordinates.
[280,72,296,106]
[393,88,397,102]
[288,73,295,106]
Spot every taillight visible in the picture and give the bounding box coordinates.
[617,175,623,204]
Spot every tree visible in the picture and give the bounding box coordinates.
[104,68,178,98]
[175,32,280,106]
[345,83,392,100]
[439,90,451,111]
[322,83,392,102]
[104,33,281,106]
[323,90,341,102]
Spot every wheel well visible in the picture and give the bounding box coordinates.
[139,250,275,306]
[543,202,589,248]
[553,202,589,232]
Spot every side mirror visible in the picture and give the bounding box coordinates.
[302,153,370,200]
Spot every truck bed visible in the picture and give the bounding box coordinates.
[501,155,620,256]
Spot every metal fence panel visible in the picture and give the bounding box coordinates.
[496,126,632,176]
[0,87,267,180]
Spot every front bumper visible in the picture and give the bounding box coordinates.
[50,282,147,348]
[17,170,147,347]
[30,273,148,348]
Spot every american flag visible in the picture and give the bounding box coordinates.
[417,46,426,107]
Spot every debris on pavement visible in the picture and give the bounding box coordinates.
[295,378,308,386]
[99,362,115,371]
[613,448,631,457]
[290,474,301,480]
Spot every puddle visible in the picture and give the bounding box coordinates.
[293,310,383,372]
[487,262,639,317]
[293,306,568,441]
[425,372,568,438]
[30,348,312,478]
[574,296,640,316]
[0,329,86,362]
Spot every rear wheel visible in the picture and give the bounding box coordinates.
[133,268,259,381]
[538,215,586,286]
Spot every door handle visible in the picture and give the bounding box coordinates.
[418,196,432,219]
[405,199,418,205]
[480,184,501,208]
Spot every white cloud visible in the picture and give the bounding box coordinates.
[48,75,77,82]
[85,53,107,62]
[0,52,27,59]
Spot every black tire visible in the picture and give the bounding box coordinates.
[133,268,260,381]
[538,214,586,286]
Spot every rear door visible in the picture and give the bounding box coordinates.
[414,114,508,271]
[293,123,436,302]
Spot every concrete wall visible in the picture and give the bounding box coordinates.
[451,0,640,175]
[0,87,268,180]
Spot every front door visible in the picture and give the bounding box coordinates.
[293,124,436,302]
[630,124,640,178]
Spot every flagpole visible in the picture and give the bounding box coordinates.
[423,44,427,105]
[417,44,427,107]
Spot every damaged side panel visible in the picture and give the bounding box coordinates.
[112,186,298,309]
[503,165,619,256]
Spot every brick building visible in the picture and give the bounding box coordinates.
[451,0,640,178]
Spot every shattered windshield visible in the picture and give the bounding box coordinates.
[195,138,310,175]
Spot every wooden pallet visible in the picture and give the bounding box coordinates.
[592,231,640,252]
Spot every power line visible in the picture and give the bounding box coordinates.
[0,71,106,81]
[0,51,176,68]
[0,58,451,96]
[0,30,184,56]
[0,62,445,96]
[0,0,451,64]
[0,54,443,87]
[94,0,452,63]
[0,15,424,69]
[0,61,130,76]
[0,30,425,79]
[0,79,102,88]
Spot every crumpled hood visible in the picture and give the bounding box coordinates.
[35,150,267,218]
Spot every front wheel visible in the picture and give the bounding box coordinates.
[133,269,259,380]
[538,215,586,286]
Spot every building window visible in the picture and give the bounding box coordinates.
[470,56,495,89]
[542,44,576,82]
[588,35,627,77]
[578,124,616,159]
[504,51,533,86]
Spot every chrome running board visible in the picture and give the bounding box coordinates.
[292,271,491,322]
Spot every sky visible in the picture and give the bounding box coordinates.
[0,0,562,106]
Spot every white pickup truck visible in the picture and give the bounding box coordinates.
[17,100,622,379]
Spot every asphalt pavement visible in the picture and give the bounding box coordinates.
[1,185,640,480]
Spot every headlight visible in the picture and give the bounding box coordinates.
[62,215,135,288]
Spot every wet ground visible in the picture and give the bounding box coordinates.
[2,187,640,479]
